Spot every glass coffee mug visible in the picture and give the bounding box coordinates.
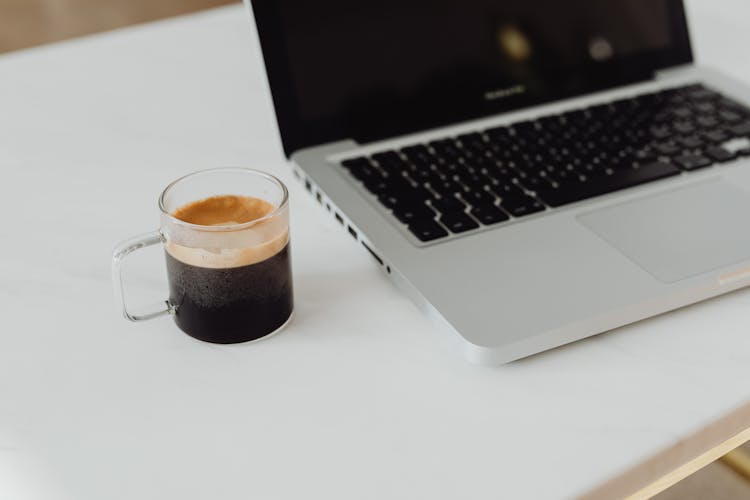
[112,168,294,343]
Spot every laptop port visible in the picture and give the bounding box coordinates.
[335,213,343,225]
[304,179,312,192]
[362,241,383,266]
[348,225,357,239]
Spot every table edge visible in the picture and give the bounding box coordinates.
[580,400,750,499]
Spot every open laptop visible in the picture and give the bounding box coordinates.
[246,0,750,364]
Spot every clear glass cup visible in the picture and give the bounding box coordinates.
[112,168,293,343]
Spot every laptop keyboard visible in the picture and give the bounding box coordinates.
[340,84,750,242]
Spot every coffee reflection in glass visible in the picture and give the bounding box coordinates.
[112,168,294,343]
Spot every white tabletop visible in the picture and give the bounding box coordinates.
[1,2,750,499]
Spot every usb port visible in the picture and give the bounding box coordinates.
[348,225,358,239]
[335,213,344,225]
[304,179,312,192]
[316,191,322,204]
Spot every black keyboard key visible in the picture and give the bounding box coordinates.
[486,164,518,184]
[535,162,680,207]
[440,211,480,233]
[501,196,546,217]
[402,145,431,158]
[430,195,467,215]
[402,145,436,167]
[341,157,370,170]
[342,158,380,182]
[650,110,672,125]
[421,167,448,182]
[632,148,656,166]
[674,155,713,171]
[563,109,590,124]
[456,171,490,190]
[719,110,744,124]
[729,122,750,137]
[696,115,720,129]
[459,187,496,207]
[378,193,404,210]
[352,166,381,183]
[695,102,718,114]
[379,176,416,193]
[650,125,671,139]
[470,205,510,225]
[491,182,544,216]
[493,181,530,199]
[672,107,693,119]
[704,146,736,163]
[439,161,460,175]
[673,121,695,134]
[512,120,539,134]
[491,180,524,196]
[517,172,547,190]
[654,142,681,156]
[430,139,465,160]
[485,125,512,143]
[372,151,407,172]
[678,135,703,149]
[363,177,390,194]
[458,133,489,155]
[702,130,730,144]
[379,189,429,211]
[429,179,463,198]
[409,168,432,182]
[409,220,449,242]
[538,114,565,130]
[393,204,435,225]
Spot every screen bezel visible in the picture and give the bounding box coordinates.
[251,0,693,157]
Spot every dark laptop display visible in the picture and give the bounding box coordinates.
[252,0,691,155]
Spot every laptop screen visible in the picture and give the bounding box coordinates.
[251,0,692,156]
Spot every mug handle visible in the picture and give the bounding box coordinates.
[112,231,175,322]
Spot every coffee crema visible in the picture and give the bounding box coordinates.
[172,194,274,226]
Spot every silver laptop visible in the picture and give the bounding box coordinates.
[246,0,750,364]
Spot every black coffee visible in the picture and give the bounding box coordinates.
[165,243,293,343]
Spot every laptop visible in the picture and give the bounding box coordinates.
[245,0,750,364]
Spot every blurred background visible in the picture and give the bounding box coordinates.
[0,0,749,499]
[0,0,232,52]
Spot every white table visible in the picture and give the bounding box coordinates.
[1,2,749,499]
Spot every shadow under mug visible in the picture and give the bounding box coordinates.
[112,168,294,343]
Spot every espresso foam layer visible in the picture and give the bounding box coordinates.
[166,230,288,269]
[172,195,274,226]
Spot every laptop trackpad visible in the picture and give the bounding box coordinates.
[578,178,750,283]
